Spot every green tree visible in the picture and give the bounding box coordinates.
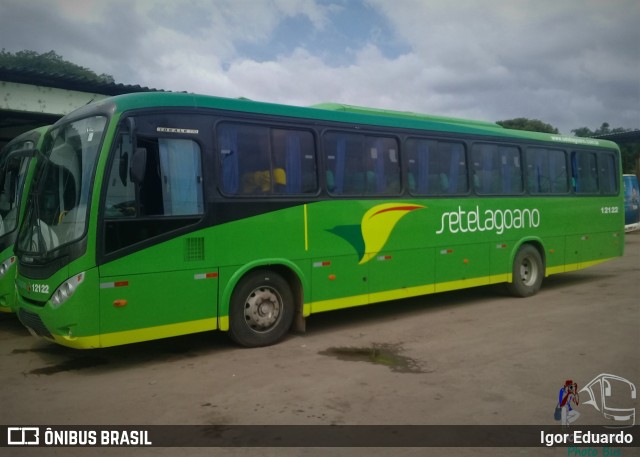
[0,49,114,83]
[621,143,640,174]
[571,122,628,138]
[496,118,559,134]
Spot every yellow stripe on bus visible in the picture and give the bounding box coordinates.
[546,258,613,275]
[49,257,618,346]
[52,317,218,349]
[308,257,618,314]
[309,276,493,313]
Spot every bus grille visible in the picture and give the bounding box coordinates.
[184,237,205,261]
[18,309,53,339]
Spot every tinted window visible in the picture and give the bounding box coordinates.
[598,153,618,195]
[571,151,599,194]
[526,148,568,194]
[324,132,400,195]
[218,123,317,196]
[472,144,523,195]
[406,139,468,195]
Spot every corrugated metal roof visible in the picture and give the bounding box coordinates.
[594,130,640,144]
[0,65,162,96]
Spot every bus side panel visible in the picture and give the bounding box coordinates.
[310,255,368,312]
[98,237,218,343]
[564,231,621,273]
[564,235,582,272]
[579,231,623,265]
[489,240,512,284]
[541,236,566,275]
[435,243,491,292]
[0,246,17,312]
[367,247,435,302]
[99,268,217,334]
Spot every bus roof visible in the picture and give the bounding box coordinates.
[310,103,504,130]
[67,92,620,150]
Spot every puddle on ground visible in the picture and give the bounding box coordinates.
[26,357,109,375]
[319,343,429,374]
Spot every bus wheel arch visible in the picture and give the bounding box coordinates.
[507,241,545,298]
[227,265,302,347]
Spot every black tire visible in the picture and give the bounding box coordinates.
[228,270,294,347]
[506,245,544,297]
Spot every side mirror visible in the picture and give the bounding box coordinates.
[129,148,147,184]
[118,151,129,186]
[5,147,36,160]
[130,147,147,184]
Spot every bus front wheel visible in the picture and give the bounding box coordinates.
[228,270,294,347]
[507,245,544,297]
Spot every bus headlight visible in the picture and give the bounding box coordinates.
[51,272,85,308]
[0,256,16,278]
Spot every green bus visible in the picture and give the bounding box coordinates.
[0,126,46,313]
[13,93,624,348]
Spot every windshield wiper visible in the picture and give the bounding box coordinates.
[17,191,49,259]
[32,192,49,257]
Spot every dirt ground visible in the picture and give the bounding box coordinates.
[1,232,638,457]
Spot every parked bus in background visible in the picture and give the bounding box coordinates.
[12,93,624,348]
[0,126,46,312]
[623,174,640,232]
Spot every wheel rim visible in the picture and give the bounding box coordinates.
[519,255,538,287]
[243,286,283,333]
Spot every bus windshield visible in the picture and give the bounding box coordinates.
[17,116,106,257]
[0,142,33,237]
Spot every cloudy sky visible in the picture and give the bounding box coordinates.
[1,0,638,134]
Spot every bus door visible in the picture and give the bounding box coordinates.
[98,127,217,344]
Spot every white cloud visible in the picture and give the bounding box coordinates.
[375,0,639,129]
[1,0,638,133]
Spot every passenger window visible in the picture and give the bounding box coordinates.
[272,129,318,194]
[571,151,599,194]
[472,144,523,195]
[407,139,467,195]
[324,132,400,195]
[598,153,618,195]
[157,139,204,215]
[526,148,568,194]
[217,123,317,196]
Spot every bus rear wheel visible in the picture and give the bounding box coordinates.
[507,245,544,297]
[228,270,294,347]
